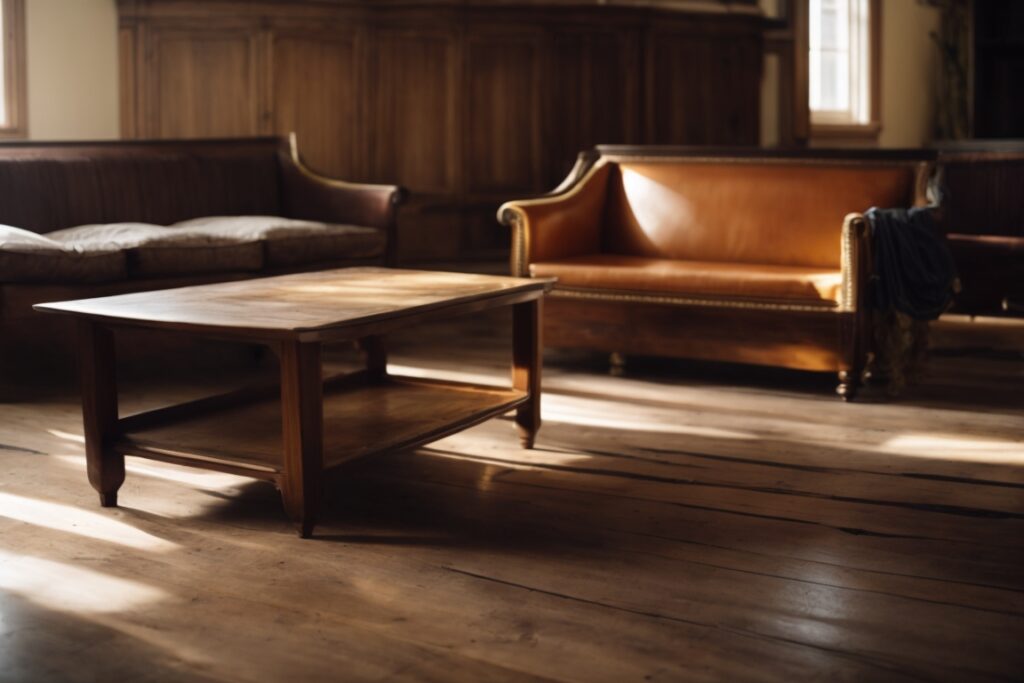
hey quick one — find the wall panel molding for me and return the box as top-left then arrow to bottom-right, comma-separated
118,0 -> 762,261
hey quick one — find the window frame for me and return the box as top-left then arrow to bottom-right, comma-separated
0,0 -> 26,139
808,0 -> 881,141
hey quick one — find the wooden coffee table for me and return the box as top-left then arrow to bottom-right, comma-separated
35,268 -> 553,537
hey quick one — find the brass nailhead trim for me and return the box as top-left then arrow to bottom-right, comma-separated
549,287 -> 842,313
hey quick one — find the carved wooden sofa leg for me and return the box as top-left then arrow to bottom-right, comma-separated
836,370 -> 861,401
609,351 -> 626,377
836,346 -> 870,402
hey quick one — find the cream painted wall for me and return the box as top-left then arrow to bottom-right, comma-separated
879,0 -> 941,147
25,0 -> 119,140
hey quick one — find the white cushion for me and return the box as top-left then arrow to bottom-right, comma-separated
49,222 -> 264,277
0,224 -> 125,283
0,225 -> 64,251
48,222 -> 173,250
173,216 -> 386,267
2,215 -> 385,283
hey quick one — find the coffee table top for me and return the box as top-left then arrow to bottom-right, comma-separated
35,267 -> 553,342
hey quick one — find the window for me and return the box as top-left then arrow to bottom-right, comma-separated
0,0 -> 25,138
808,0 -> 879,137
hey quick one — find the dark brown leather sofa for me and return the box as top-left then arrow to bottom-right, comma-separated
0,135 -> 403,367
499,146 -> 934,400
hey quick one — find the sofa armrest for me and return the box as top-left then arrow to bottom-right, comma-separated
498,163 -> 611,277
840,212 -> 871,313
279,134 -> 406,265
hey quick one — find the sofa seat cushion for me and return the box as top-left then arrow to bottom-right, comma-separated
173,216 -> 386,267
47,222 -> 265,277
0,224 -> 125,283
530,254 -> 843,305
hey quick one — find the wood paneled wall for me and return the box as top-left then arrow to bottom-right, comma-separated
118,0 -> 763,262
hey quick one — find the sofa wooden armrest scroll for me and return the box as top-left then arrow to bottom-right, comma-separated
280,134 -> 407,265
499,146 -> 933,400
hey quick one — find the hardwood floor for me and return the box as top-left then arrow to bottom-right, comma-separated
0,311 -> 1021,682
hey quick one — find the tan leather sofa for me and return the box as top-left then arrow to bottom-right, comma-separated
499,147 -> 933,400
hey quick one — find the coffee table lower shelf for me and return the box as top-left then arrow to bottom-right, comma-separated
115,374 -> 528,481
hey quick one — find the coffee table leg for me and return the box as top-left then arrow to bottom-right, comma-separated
360,335 -> 387,379
279,340 -> 324,538
512,299 -> 542,449
78,320 -> 124,507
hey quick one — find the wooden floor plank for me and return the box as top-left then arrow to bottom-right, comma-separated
338,452 -> 1024,614
0,312 -> 1021,682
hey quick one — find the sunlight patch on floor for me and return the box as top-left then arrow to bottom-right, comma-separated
47,428 -> 85,444
881,433 -> 1024,464
388,363 -> 505,387
52,455 -> 253,491
0,549 -> 167,613
50,455 -> 261,521
124,460 -> 253,490
426,429 -> 595,470
0,492 -> 177,552
542,393 -> 756,440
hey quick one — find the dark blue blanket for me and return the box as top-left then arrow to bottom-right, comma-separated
866,207 -> 958,321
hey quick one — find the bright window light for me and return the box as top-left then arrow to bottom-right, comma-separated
809,0 -> 871,124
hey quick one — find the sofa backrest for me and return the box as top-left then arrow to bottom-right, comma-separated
0,138 -> 284,234
601,154 -> 927,269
